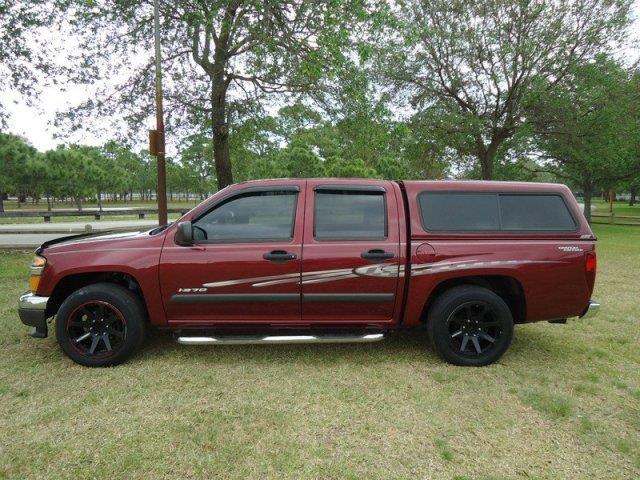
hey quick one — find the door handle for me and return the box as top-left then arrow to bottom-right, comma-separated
361,249 -> 395,261
263,250 -> 297,262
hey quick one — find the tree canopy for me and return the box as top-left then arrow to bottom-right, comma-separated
58,0 -> 367,188
530,56 -> 640,220
381,0 -> 632,179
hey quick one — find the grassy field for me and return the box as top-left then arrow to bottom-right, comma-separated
0,224 -> 638,479
591,198 -> 640,217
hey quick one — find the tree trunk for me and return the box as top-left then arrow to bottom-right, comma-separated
46,195 -> 52,212
480,156 -> 493,180
0,192 -> 4,213
75,197 -> 83,211
629,188 -> 636,206
608,188 -> 614,213
583,183 -> 593,224
477,139 -> 499,180
211,80 -> 233,189
97,192 -> 103,211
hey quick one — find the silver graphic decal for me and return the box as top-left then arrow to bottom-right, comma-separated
202,259 -> 552,289
203,268 -> 366,288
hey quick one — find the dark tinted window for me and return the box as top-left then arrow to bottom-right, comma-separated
315,190 -> 386,240
419,193 -> 499,231
499,194 -> 576,231
419,191 -> 577,232
193,191 -> 297,242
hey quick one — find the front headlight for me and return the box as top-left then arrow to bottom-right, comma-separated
29,255 -> 46,293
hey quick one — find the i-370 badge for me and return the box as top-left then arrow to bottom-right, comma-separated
178,287 -> 207,293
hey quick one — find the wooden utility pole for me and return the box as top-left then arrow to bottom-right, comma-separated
153,0 -> 168,225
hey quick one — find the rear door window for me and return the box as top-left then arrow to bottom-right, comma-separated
314,189 -> 387,240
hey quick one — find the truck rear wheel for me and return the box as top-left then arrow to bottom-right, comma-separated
55,283 -> 146,367
427,285 -> 513,366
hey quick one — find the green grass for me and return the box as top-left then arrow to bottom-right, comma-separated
0,224 -> 639,479
591,199 -> 640,217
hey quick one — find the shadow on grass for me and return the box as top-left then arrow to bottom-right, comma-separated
138,327 -> 437,367
16,320 -> 576,371
132,322 -> 571,369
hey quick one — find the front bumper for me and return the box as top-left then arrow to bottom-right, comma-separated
579,300 -> 600,319
18,292 -> 49,338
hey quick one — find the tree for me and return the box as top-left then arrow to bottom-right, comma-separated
166,160 -> 188,201
44,146 -> 96,210
277,141 -> 325,178
383,0 -> 632,179
530,57 -> 640,222
61,0 -> 365,189
0,1 -> 59,128
136,151 -> 158,201
179,134 -> 216,198
70,145 -> 118,209
229,116 -> 279,181
323,156 -> 381,178
101,142 -> 145,203
621,176 -> 640,206
0,133 -> 37,212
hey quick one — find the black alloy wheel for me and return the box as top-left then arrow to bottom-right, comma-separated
66,301 -> 127,359
427,285 -> 514,366
56,283 -> 146,367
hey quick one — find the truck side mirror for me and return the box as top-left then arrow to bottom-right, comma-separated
175,221 -> 193,246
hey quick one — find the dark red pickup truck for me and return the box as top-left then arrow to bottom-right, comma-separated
18,179 -> 599,367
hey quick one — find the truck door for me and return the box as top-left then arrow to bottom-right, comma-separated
300,180 -> 403,325
159,182 -> 305,326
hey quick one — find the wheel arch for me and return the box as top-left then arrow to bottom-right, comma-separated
45,271 -> 149,320
420,275 -> 526,325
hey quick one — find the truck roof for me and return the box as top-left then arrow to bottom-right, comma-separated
401,180 -> 571,193
234,178 -> 572,194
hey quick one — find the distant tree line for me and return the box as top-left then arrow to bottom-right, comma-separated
1,0 -> 640,221
2,54 -> 639,219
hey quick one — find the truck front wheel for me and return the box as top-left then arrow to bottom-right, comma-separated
427,285 -> 514,366
55,283 -> 146,367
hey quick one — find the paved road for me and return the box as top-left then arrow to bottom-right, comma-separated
0,220 -> 158,233
0,220 -> 157,248
0,233 -> 69,249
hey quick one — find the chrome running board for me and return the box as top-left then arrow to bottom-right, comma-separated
177,333 -> 385,345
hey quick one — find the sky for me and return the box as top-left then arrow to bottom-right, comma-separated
3,1 -> 640,155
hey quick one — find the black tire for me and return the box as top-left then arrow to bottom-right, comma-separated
427,285 -> 514,366
55,283 -> 146,367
